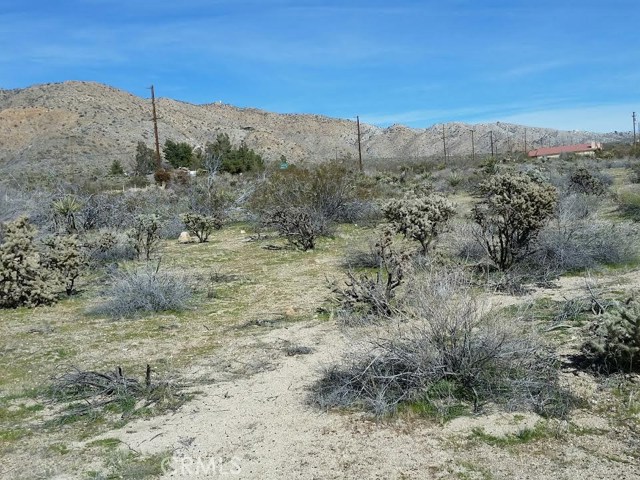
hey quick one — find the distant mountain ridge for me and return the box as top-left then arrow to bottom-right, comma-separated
0,81 -> 630,180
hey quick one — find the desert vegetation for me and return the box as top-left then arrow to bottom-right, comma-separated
1,140 -> 640,479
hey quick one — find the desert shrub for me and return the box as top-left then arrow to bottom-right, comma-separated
251,162 -> 359,249
472,172 -> 557,271
383,193 -> 456,254
154,169 -> 171,186
617,186 -> 640,221
51,194 -> 83,234
0,217 -> 58,308
180,212 -> 221,243
582,298 -> 640,372
128,214 -> 162,261
313,267 -> 569,417
334,229 -> 408,323
185,180 -> 234,223
85,230 -> 136,264
264,208 -> 327,251
535,220 -> 639,273
93,265 -> 191,318
40,234 -> 86,296
567,167 -> 606,196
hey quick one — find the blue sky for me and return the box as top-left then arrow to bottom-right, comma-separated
1,0 -> 638,132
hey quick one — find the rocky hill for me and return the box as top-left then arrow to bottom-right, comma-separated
0,81 -> 631,181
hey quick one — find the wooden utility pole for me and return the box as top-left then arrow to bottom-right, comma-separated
356,116 -> 363,172
470,129 -> 475,162
524,128 -> 527,155
490,131 -> 494,158
633,112 -> 637,145
150,85 -> 161,169
442,123 -> 447,162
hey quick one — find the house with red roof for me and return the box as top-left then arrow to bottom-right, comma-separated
528,141 -> 602,159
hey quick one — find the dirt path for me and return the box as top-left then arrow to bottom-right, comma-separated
101,311 -> 640,480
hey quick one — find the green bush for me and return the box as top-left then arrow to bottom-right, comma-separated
383,193 -> 456,254
583,298 -> 640,372
0,217 -> 58,308
472,172 -> 557,271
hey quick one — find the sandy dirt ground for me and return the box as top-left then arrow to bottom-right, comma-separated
97,302 -> 640,480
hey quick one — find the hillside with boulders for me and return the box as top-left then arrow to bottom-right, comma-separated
0,81 -> 631,181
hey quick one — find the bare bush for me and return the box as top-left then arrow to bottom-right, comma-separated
93,264 -> 191,318
313,267 -> 570,417
264,208 -> 329,251
333,229 -> 408,323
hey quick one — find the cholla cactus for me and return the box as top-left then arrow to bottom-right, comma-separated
568,167 -> 606,196
472,172 -> 557,270
41,234 -> 86,296
180,212 -> 221,243
583,298 -> 640,372
383,193 -> 456,254
128,214 -> 161,261
0,217 -> 58,308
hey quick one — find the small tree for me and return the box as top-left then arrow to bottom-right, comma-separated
110,159 -> 125,176
472,172 -> 557,271
0,217 -> 58,308
205,134 -> 264,174
40,235 -> 86,296
383,193 -> 456,254
181,212 -> 221,243
133,141 -> 156,176
128,214 -> 161,261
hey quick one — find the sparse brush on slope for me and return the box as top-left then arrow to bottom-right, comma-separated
313,267 -> 571,417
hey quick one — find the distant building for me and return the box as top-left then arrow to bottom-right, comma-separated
528,141 -> 602,159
